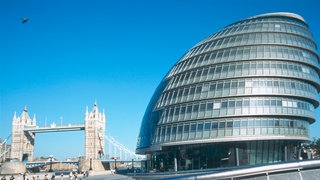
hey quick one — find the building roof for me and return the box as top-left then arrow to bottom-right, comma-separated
251,12 -> 306,23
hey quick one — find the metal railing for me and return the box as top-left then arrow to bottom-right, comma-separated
132,159 -> 320,180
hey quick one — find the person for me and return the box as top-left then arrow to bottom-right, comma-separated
69,172 -> 73,180
44,174 -> 48,180
36,176 -> 40,180
10,176 -> 14,180
1,176 -> 6,180
60,174 -> 63,180
22,173 -> 28,180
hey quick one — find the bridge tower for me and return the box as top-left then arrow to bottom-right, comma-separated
10,107 -> 36,162
84,102 -> 105,160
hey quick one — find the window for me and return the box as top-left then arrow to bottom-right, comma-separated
221,101 -> 228,108
229,100 -> 235,107
282,100 -> 288,107
227,121 -> 233,128
219,122 -> 226,128
212,122 -> 218,129
245,81 -> 252,87
231,81 -> 238,88
207,102 -> 213,110
234,121 -> 240,127
217,83 -> 223,90
236,100 -> 242,107
243,100 -> 250,106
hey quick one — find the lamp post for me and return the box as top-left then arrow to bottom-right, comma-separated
49,155 -> 53,172
89,157 -> 93,171
132,158 -> 134,170
112,157 -> 117,170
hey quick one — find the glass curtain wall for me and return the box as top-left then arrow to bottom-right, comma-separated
136,12 -> 320,172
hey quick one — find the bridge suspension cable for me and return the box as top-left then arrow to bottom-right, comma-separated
0,135 -> 11,147
0,135 -> 11,160
104,134 -> 145,161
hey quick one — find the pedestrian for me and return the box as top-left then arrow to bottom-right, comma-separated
10,175 -> 14,180
1,176 -> 6,180
44,174 -> 48,180
60,174 -> 63,180
69,172 -> 73,180
22,173 -> 28,180
36,176 -> 40,180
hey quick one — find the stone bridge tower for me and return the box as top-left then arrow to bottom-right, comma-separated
80,102 -> 106,171
84,102 -> 105,160
10,107 -> 36,162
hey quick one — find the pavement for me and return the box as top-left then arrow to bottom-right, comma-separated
3,171 -> 134,180
81,174 -> 134,180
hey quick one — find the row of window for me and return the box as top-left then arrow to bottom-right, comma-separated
158,97 -> 314,124
227,16 -> 308,32
173,45 -> 318,77
154,118 -> 309,144
166,60 -> 319,92
157,78 -> 317,108
205,21 -> 312,45
184,32 -> 316,59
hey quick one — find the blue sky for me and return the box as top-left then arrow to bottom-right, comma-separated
1,0 -> 320,160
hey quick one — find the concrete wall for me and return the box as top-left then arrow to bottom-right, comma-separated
78,159 -> 105,172
0,162 -> 26,175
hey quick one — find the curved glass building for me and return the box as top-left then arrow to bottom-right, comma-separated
136,12 -> 320,171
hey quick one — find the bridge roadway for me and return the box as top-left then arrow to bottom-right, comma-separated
23,124 -> 85,133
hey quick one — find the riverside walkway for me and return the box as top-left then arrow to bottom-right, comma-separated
1,171 -> 133,180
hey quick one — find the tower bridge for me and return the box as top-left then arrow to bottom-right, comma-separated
0,102 -> 144,173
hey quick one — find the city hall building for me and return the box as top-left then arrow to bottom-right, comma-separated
136,12 -> 320,171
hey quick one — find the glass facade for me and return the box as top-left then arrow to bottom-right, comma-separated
136,12 -> 320,171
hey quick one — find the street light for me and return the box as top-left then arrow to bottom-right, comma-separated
89,157 -> 93,171
111,157 -> 118,170
49,155 -> 53,172
132,158 -> 134,170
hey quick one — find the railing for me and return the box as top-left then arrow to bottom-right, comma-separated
26,160 -> 78,169
130,159 -> 320,180
193,159 -> 320,180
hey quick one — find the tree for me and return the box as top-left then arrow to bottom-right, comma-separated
304,138 -> 320,158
